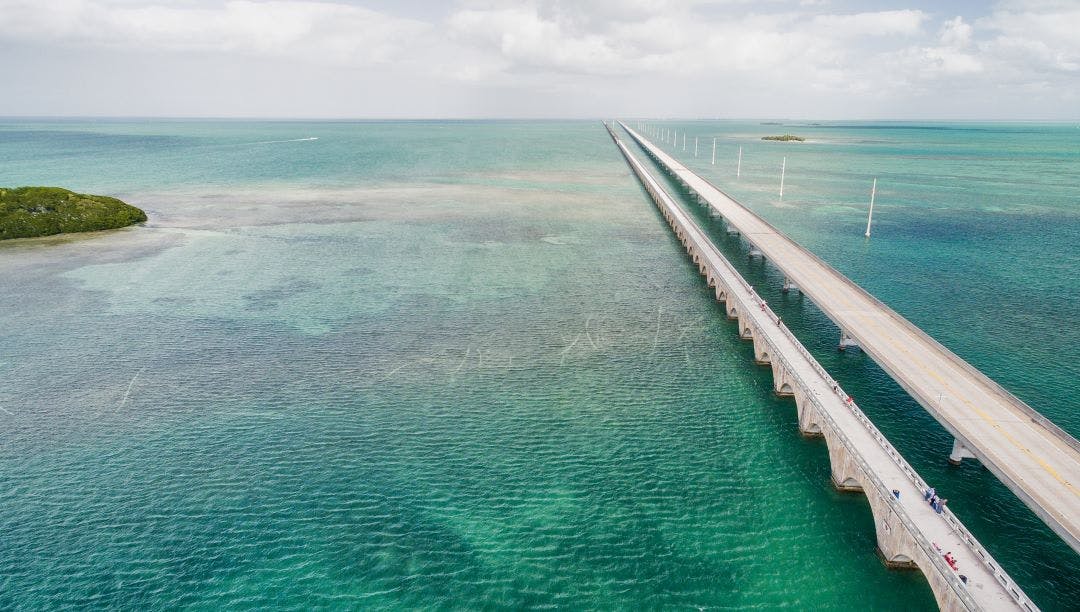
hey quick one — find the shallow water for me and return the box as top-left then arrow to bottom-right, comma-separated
0,120 -> 1076,609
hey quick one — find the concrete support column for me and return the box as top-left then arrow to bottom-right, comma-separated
824,429 -> 865,492
796,396 -> 822,437
726,301 -> 739,320
782,277 -> 799,293
866,492 -> 919,570
690,250 -> 705,275
751,333 -> 771,365
748,245 -> 763,258
770,362 -> 796,397
839,330 -> 860,351
948,438 -> 979,466
738,316 -> 754,340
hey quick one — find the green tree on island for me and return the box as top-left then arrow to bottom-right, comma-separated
0,187 -> 146,240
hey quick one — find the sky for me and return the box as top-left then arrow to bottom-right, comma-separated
1,0 -> 1078,119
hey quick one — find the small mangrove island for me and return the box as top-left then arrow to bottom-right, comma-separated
0,186 -> 146,240
762,134 -> 805,142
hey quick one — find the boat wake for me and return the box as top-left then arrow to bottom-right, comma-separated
249,137 -> 319,145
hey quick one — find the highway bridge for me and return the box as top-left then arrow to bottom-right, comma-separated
618,121 -> 1080,559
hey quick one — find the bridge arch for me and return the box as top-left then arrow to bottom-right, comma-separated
816,430 -> 958,607
768,362 -> 796,398
751,336 -> 771,365
821,427 -> 864,493
795,396 -> 823,437
783,397 -> 959,608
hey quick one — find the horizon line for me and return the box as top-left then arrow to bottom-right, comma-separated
2,115 -> 1078,124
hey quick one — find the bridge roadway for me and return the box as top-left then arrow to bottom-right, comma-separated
618,121 -> 1080,556
605,122 -> 1034,611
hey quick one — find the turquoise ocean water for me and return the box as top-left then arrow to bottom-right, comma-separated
0,120 -> 1077,609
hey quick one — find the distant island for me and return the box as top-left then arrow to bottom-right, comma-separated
0,186 -> 146,240
762,135 -> 805,142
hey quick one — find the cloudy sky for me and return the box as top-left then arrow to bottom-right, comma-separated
1,0 -> 1077,119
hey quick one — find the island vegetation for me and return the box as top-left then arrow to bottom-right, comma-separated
0,186 -> 146,240
762,135 -> 805,142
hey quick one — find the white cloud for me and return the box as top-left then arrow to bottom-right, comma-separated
896,16 -> 983,76
939,16 -> 973,48
445,5 -> 927,79
979,3 -> 1080,73
0,0 -> 1077,118
448,6 -> 636,76
0,0 -> 430,65
810,10 -> 926,38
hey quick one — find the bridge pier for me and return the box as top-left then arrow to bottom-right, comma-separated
865,490 -> 921,570
748,245 -> 763,258
769,362 -> 796,398
693,253 -> 708,276
838,330 -> 860,351
750,327 -> 771,365
823,428 -> 865,492
795,392 -> 823,438
738,316 -> 755,341
782,277 -> 799,293
948,438 -> 979,466
766,362 -> 822,437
